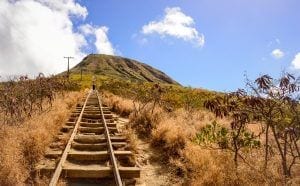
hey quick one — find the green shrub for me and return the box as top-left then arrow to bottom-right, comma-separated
194,121 -> 260,150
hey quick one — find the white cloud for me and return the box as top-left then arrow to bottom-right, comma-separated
94,27 -> 115,55
79,24 -> 115,55
271,49 -> 284,59
36,0 -> 88,18
0,0 -> 116,76
142,7 -> 204,47
291,53 -> 300,69
79,24 -> 95,35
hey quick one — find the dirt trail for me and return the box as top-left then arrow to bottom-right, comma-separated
117,117 -> 180,186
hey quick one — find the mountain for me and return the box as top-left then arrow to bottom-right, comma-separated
70,54 -> 179,85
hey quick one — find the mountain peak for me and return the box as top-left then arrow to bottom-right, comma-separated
71,54 -> 179,85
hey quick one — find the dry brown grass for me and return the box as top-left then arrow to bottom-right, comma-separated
183,143 -> 284,185
129,108 -> 162,138
152,117 -> 186,159
151,109 -> 228,159
0,91 -> 82,185
123,126 -> 139,154
152,110 -> 300,185
101,93 -> 300,185
102,92 -> 134,117
150,109 -> 292,185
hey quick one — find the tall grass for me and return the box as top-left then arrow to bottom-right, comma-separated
0,91 -> 81,185
102,91 -> 134,117
103,93 -> 299,185
0,75 -> 79,125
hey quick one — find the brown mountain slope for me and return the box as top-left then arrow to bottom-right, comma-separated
71,54 -> 179,85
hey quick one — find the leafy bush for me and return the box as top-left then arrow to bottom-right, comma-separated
195,121 -> 260,150
195,121 -> 229,148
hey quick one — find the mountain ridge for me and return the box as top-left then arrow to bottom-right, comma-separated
70,54 -> 179,85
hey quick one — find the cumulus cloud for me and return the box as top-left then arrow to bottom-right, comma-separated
36,0 -> 88,18
79,24 -> 95,35
94,27 -> 115,55
79,24 -> 115,55
291,53 -> 300,69
142,7 -> 205,47
271,49 -> 284,59
0,0 -> 115,76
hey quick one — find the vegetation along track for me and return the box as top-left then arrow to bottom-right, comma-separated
36,90 -> 140,185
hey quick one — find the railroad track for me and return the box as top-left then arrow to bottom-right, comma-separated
36,90 -> 140,185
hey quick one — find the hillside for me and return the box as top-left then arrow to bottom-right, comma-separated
71,54 -> 179,85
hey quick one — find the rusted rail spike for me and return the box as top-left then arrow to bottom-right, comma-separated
49,91 -> 92,186
96,91 -> 123,186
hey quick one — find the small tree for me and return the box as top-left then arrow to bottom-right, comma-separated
204,73 -> 300,178
131,83 -> 163,116
204,91 -> 261,167
246,73 -> 300,178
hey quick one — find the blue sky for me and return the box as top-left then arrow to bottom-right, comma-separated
0,0 -> 299,91
77,0 -> 300,91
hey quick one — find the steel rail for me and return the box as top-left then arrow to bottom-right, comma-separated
96,90 -> 123,186
49,90 -> 92,186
